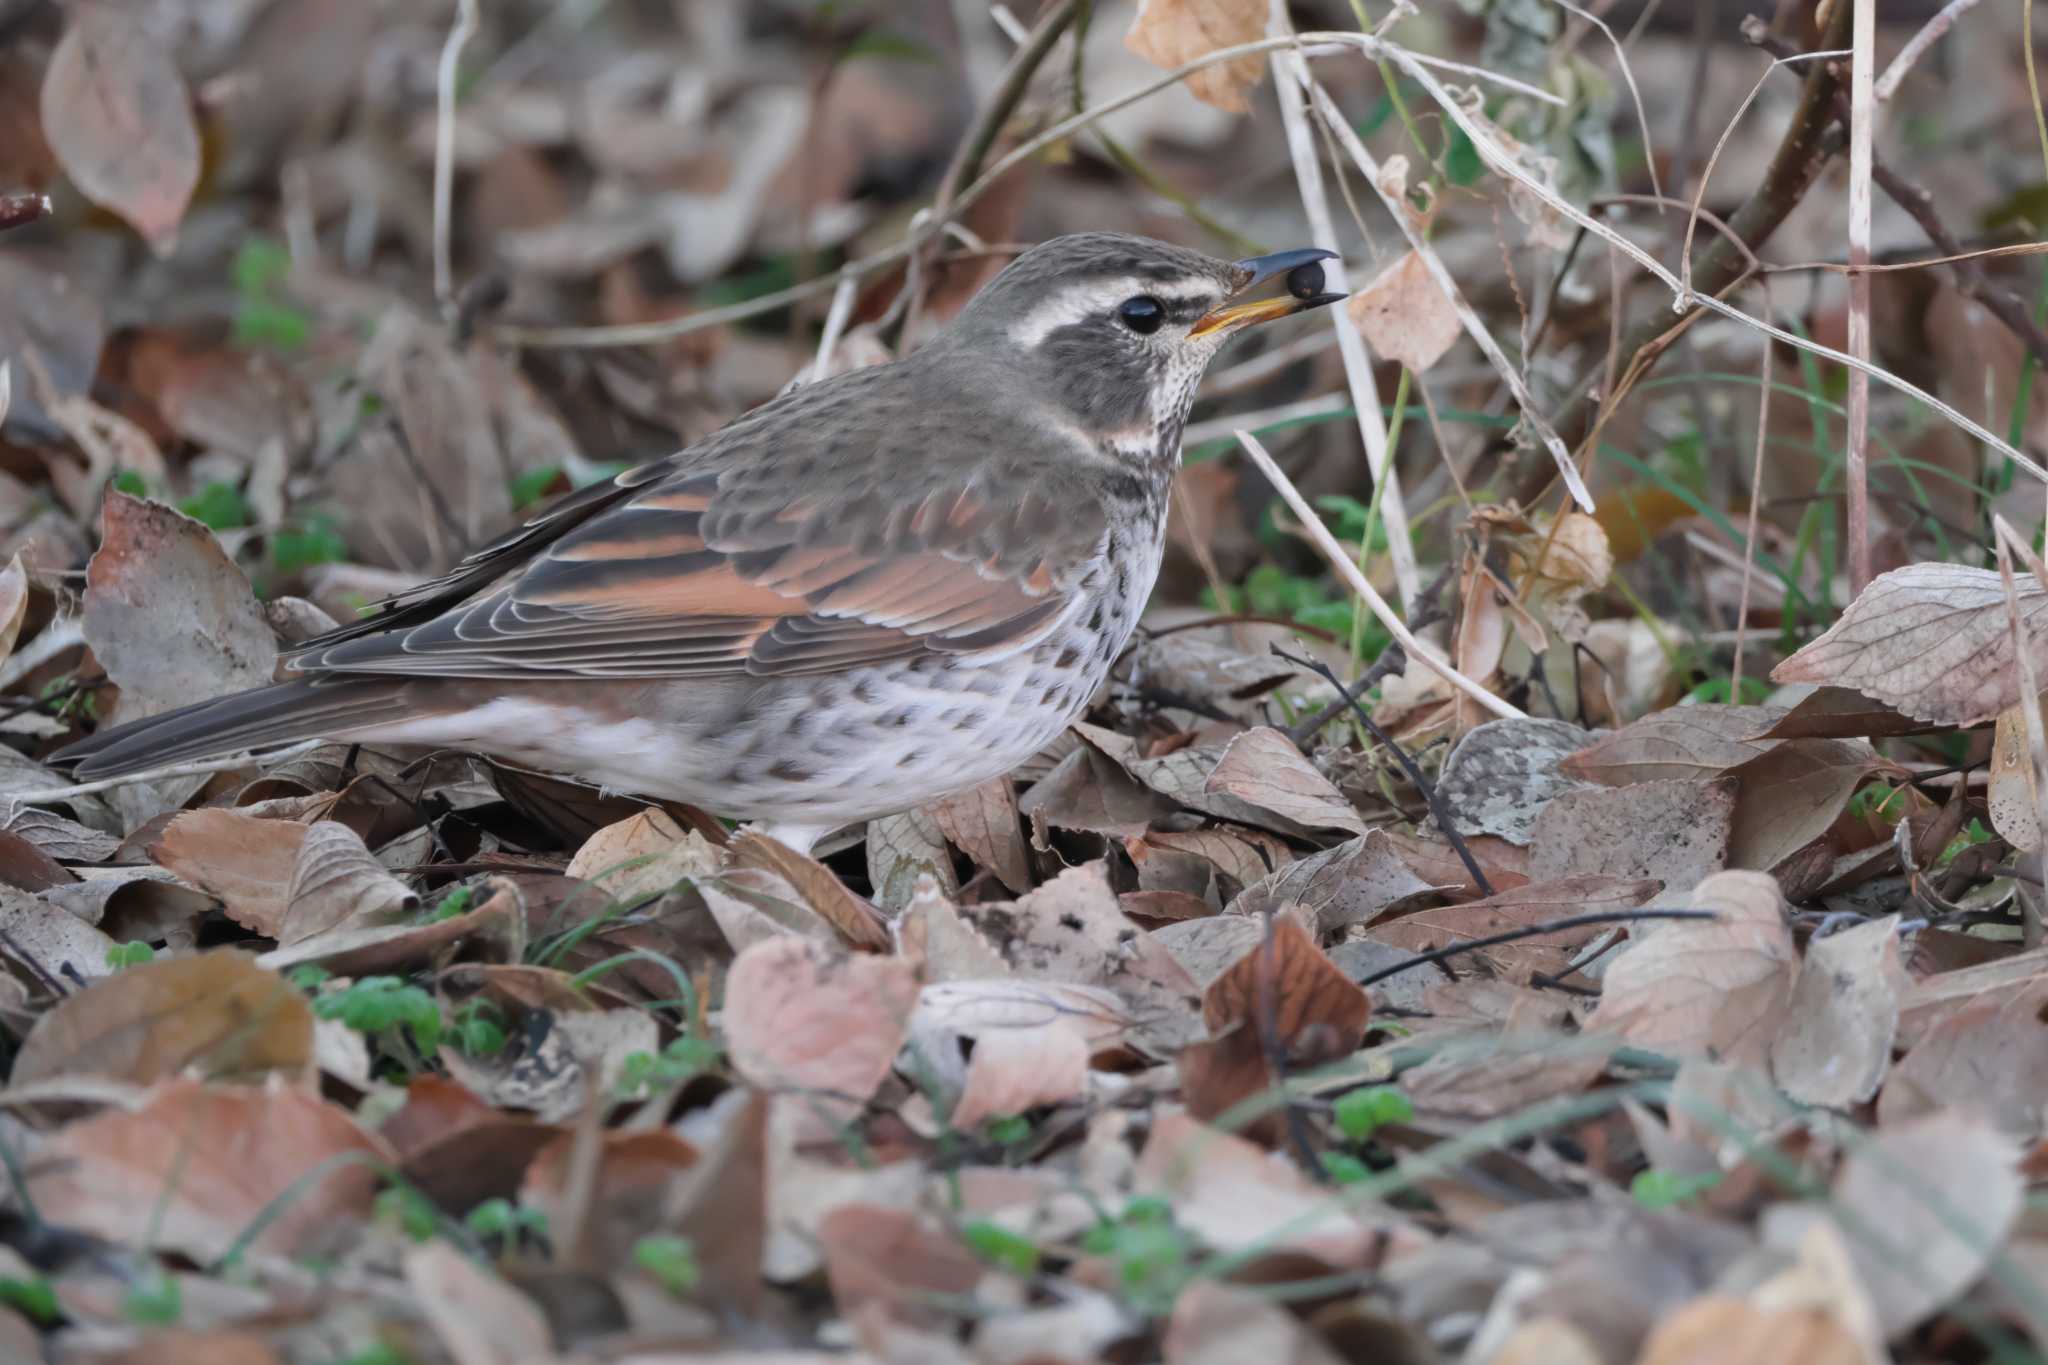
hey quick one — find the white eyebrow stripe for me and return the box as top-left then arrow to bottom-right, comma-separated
1007,278 -> 1221,347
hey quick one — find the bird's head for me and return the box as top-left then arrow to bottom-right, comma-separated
944,231 -> 1345,461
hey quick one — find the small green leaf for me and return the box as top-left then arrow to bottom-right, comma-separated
1445,126 -> 1485,187
984,1114 -> 1031,1145
123,1267 -> 181,1325
632,1234 -> 700,1296
509,466 -> 565,508
1333,1084 -> 1413,1139
272,516 -> 350,575
844,27 -> 937,62
1320,1150 -> 1372,1184
0,1274 -> 60,1325
961,1219 -> 1039,1275
104,941 -> 156,969
374,1185 -> 438,1242
233,298 -> 312,352
289,964 -> 332,991
1630,1168 -> 1722,1210
426,885 -> 474,922
232,238 -> 292,296
110,468 -> 148,497
178,480 -> 250,531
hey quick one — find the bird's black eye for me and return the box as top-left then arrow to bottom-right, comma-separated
1117,295 -> 1165,334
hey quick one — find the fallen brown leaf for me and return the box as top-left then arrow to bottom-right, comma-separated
1877,976 -> 2048,1139
1438,715 -> 1597,845
404,1241 -> 553,1365
563,806 -> 720,907
1528,778 -> 1734,892
928,777 -> 1030,892
1633,1297 -> 1869,1365
38,7 -> 200,251
82,491 -> 277,725
722,937 -> 917,1121
1829,1111 -> 2024,1338
729,830 -> 890,950
1561,705 -> 1783,785
11,950 -> 311,1088
1724,739 -> 1895,873
1770,916 -> 1905,1109
1366,874 -> 1661,982
148,810 -> 308,935
1772,562 -> 2048,726
1230,830 -> 1441,933
1585,871 -> 1796,1065
1347,250 -> 1462,372
27,1078 -> 389,1262
279,819 -> 418,942
1123,0 -> 1267,113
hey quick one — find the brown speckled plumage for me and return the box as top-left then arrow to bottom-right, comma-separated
55,234 -> 1341,852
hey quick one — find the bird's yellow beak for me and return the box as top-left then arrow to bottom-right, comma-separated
1189,247 -> 1345,338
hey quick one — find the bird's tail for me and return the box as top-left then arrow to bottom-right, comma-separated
50,677 -> 415,779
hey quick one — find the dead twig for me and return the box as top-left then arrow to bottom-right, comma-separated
1507,0 -> 1855,507
1269,13 -> 1421,611
1746,22 -> 2048,373
1844,0 -> 1875,592
1236,430 -> 1524,721
1274,645 -> 1495,899
1876,0 -> 1983,99
1351,909 -> 1718,989
432,0 -> 480,310
1284,565 -> 1456,747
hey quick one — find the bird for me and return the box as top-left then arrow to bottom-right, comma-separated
54,233 -> 1345,855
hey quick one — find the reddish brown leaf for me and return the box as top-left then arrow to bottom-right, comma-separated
722,937 -> 917,1120
27,1079 -> 389,1262
148,809 -> 308,934
928,777 -> 1030,892
728,831 -> 890,951
1124,0 -> 1267,113
83,492 -> 276,724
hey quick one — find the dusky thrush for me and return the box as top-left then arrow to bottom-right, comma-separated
56,233 -> 1344,853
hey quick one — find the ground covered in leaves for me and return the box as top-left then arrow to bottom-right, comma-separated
0,0 -> 2047,1363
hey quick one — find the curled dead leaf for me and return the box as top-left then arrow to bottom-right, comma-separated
279,820 -> 418,943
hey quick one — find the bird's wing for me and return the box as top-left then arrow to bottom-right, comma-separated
286,368 -> 1109,682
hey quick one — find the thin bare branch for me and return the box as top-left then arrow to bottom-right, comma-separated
1731,278 -> 1776,693
1235,430 -> 1524,721
1845,0 -> 1875,593
1875,0 -> 1984,101
1306,80 -> 1592,512
1268,6 -> 1419,612
1992,515 -> 2048,949
1388,40 -> 2048,487
432,0 -> 479,309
